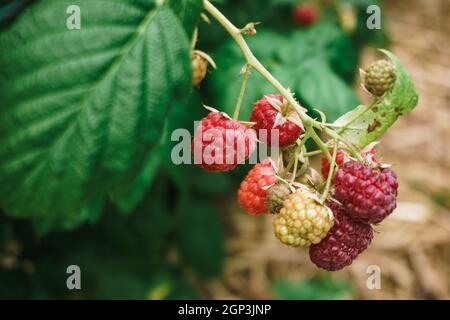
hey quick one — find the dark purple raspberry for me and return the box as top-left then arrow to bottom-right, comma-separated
332,160 -> 398,224
309,201 -> 373,271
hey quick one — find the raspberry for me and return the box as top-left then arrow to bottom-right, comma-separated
267,182 -> 292,214
309,201 -> 374,271
191,51 -> 208,86
273,188 -> 334,247
321,150 -> 346,179
363,60 -> 396,96
238,160 -> 278,215
292,4 -> 319,27
192,112 -> 256,172
250,94 -> 303,147
333,160 -> 398,224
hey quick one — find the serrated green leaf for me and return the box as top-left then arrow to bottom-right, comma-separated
0,1 -> 191,223
334,50 -> 419,148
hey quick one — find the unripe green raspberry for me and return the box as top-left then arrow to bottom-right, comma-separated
267,183 -> 292,214
273,189 -> 334,247
364,60 -> 396,96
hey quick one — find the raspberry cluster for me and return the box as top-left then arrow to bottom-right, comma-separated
309,158 -> 398,270
192,85 -> 400,272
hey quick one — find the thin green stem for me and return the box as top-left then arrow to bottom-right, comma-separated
308,125 -> 332,162
233,64 -> 251,120
320,141 -> 338,203
303,150 -> 322,157
203,0 -> 317,128
324,127 -> 363,161
190,28 -> 198,51
284,133 -> 310,174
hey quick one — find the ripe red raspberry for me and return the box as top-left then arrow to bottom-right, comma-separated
292,4 -> 319,27
238,160 -> 278,215
321,150 -> 346,179
250,94 -> 303,147
309,201 -> 374,271
333,161 -> 398,224
192,112 -> 256,172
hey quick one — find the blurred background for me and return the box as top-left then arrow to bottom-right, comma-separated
0,0 -> 449,299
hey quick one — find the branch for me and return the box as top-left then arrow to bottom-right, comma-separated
203,0 -> 315,127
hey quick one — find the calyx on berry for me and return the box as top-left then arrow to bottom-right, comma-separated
191,50 -> 216,87
250,94 -> 305,147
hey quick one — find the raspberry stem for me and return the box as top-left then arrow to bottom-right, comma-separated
233,64 -> 251,120
303,150 -> 322,157
284,132 -> 310,174
190,27 -> 198,51
320,141 -> 337,203
323,127 -> 363,161
203,0 -> 362,163
203,0 -> 314,127
307,125 -> 332,162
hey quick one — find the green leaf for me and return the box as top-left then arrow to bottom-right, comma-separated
0,1 -> 191,223
167,0 -> 203,37
334,50 -> 419,148
32,194 -> 106,235
115,148 -> 162,215
272,277 -> 354,300
176,198 -> 225,279
296,59 -> 360,121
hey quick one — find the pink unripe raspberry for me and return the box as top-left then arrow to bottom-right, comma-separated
192,112 -> 256,172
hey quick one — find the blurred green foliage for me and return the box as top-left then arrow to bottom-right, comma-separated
272,276 -> 354,300
0,0 -> 386,298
